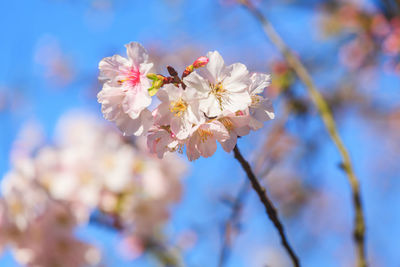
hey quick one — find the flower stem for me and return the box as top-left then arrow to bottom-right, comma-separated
233,145 -> 300,267
238,1 -> 367,266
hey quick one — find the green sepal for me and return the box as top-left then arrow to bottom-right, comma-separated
148,86 -> 159,97
146,73 -> 158,81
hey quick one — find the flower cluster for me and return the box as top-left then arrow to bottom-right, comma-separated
0,113 -> 187,266
321,3 -> 400,73
98,42 -> 274,161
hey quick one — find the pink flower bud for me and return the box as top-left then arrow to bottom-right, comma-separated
193,56 -> 209,68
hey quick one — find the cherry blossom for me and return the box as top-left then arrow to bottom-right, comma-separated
97,42 -> 275,161
154,83 -> 204,139
98,42 -> 154,136
0,113 -> 187,265
186,120 -> 230,161
183,51 -> 252,117
218,111 -> 251,152
147,126 -> 180,158
247,73 -> 275,130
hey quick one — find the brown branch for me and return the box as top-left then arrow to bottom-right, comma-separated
233,145 -> 300,267
219,114 -> 289,267
218,160 -> 277,267
238,1 -> 367,266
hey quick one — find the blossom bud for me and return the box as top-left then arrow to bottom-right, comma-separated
182,65 -> 194,78
148,77 -> 165,96
153,79 -> 163,88
167,66 -> 179,77
163,76 -> 174,84
148,86 -> 159,96
193,56 -> 209,68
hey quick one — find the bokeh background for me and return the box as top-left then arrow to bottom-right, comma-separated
1,0 -> 400,266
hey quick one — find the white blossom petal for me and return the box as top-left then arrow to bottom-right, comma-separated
126,42 -> 149,65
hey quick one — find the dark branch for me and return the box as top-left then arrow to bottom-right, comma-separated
233,145 -> 300,267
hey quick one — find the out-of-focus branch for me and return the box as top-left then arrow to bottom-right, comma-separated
218,161 -> 276,267
218,179 -> 249,267
233,145 -> 300,267
238,1 -> 367,266
90,213 -> 182,267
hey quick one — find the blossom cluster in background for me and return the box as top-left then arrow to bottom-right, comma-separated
0,113 -> 187,267
97,42 -> 275,161
320,2 -> 400,73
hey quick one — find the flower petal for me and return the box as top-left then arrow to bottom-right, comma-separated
223,63 -> 249,90
97,84 -> 124,121
206,51 -> 225,83
115,109 -> 153,136
122,86 -> 152,119
183,72 -> 210,95
125,42 -> 149,65
98,55 -> 129,82
249,73 -> 271,95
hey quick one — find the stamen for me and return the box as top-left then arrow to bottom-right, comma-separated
219,117 -> 234,131
210,82 -> 226,109
119,67 -> 141,86
169,99 -> 188,117
251,95 -> 262,107
198,128 -> 213,142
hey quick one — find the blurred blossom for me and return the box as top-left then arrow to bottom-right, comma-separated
268,60 -> 295,97
84,0 -> 114,32
320,2 -> 400,74
337,4 -> 363,31
9,121 -> 44,165
264,126 -> 296,163
371,14 -> 390,37
118,236 -> 145,260
0,111 -> 187,265
0,86 -> 29,113
0,90 -> 7,112
0,173 -> 100,267
382,28 -> 400,55
34,35 -> 75,87
339,36 -> 374,70
367,109 -> 400,182
1,163 -> 47,231
218,0 -> 261,7
176,230 -> 197,251
91,0 -> 112,10
266,169 -> 309,217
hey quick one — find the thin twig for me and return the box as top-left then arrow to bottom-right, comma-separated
239,1 -> 367,266
218,179 -> 249,267
233,145 -> 300,267
218,160 -> 277,267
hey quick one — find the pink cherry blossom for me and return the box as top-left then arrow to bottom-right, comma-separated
1,113 -> 188,264
186,120 -> 230,161
147,127 -> 180,158
218,111 -> 251,152
154,84 -> 204,139
96,42 -> 275,161
98,42 -> 154,136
